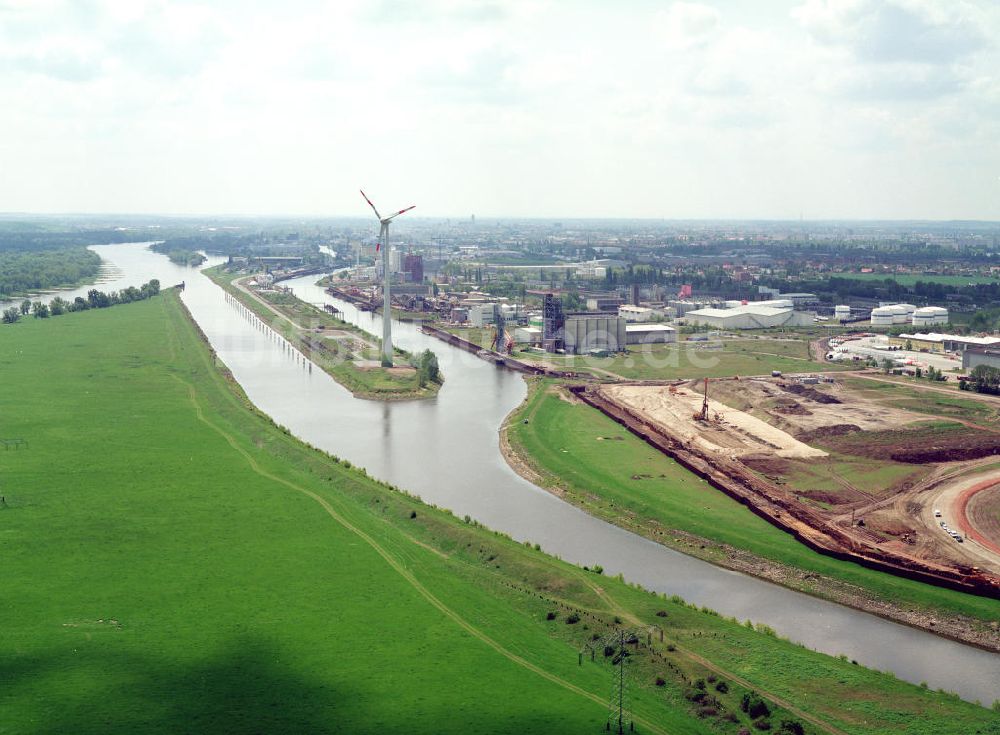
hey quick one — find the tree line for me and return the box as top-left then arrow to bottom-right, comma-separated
2,280 -> 161,324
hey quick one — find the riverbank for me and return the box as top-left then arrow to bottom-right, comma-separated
8,290 -> 998,730
205,265 -> 442,401
501,379 -> 1000,654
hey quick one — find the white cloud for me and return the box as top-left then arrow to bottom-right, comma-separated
793,0 -> 988,63
0,0 -> 998,219
656,2 -> 721,49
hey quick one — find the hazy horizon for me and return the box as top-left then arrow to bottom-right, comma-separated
2,0 -> 999,220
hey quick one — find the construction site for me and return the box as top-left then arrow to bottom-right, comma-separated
570,374 -> 1000,598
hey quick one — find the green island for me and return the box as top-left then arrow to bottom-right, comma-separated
0,245 -> 103,298
2,286 -> 999,733
504,379 -> 1000,643
205,265 -> 442,401
149,241 -> 207,267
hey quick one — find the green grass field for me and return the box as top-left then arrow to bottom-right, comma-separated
549,344 -> 849,381
829,273 -> 999,287
3,292 -> 1000,733
439,326 -> 845,381
507,381 -> 1000,629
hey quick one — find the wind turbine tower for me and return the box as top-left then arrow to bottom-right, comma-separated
360,190 -> 415,366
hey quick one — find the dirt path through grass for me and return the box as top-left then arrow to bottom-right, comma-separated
171,370 -> 673,735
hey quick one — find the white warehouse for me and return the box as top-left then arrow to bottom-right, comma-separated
625,324 -> 677,345
684,304 -> 815,330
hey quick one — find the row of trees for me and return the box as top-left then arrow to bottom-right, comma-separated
2,280 -> 161,324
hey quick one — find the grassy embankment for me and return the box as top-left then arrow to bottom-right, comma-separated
2,294 -> 999,732
206,266 -> 441,401
442,327 -> 850,380
506,380 -> 1000,635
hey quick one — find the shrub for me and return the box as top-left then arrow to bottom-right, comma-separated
778,720 -> 805,735
566,612 -> 580,625
666,644 -> 676,652
546,611 -> 557,621
696,706 -> 718,718
654,677 -> 666,687
409,510 -> 417,519
741,692 -> 770,720
714,681 -> 729,694
694,679 -> 706,690
753,718 -> 772,731
655,610 -> 668,617
683,688 -> 706,703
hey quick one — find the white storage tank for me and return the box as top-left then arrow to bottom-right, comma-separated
870,306 -> 895,326
834,305 -> 851,321
911,306 -> 949,327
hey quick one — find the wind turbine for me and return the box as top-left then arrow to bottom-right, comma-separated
360,189 -> 415,366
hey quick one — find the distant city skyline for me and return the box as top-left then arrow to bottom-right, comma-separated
1,0 -> 998,220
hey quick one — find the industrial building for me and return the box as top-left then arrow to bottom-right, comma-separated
543,294 -> 566,352
584,294 -> 624,312
889,332 -> 1000,354
684,304 -> 815,330
618,304 -> 656,322
625,324 -> 676,345
669,299 -> 722,317
963,347 -> 1000,371
757,287 -> 819,307
513,326 -> 542,345
468,303 -> 525,328
541,294 -> 628,353
562,315 -> 627,354
403,254 -> 424,283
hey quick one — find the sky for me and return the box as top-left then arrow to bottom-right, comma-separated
1,0 -> 998,220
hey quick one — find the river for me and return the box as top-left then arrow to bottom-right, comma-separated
34,243 -> 1000,705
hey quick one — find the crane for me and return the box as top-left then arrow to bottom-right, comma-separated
693,377 -> 709,422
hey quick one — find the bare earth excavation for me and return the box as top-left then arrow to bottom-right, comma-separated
574,375 -> 1000,599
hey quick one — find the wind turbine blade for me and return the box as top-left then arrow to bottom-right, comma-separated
360,189 -> 382,220
384,205 -> 416,221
